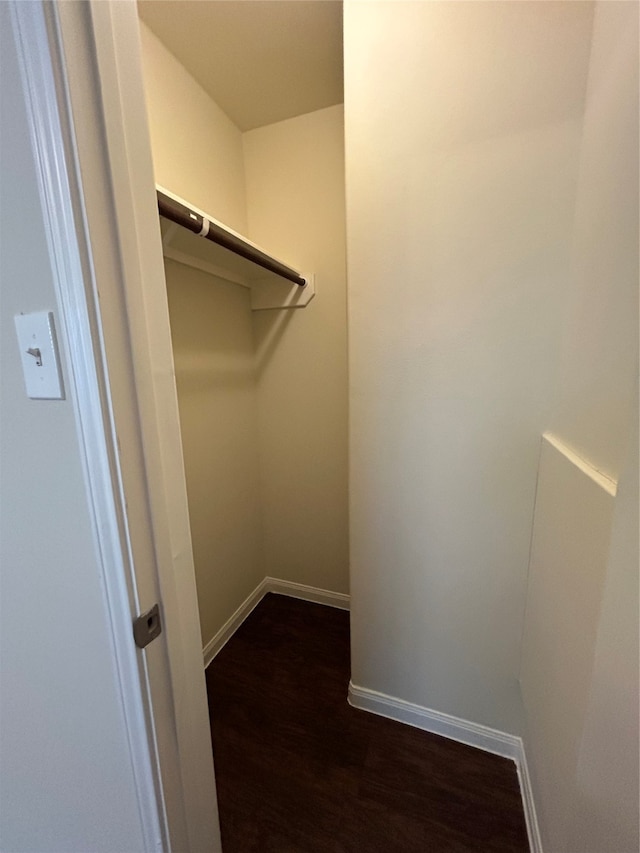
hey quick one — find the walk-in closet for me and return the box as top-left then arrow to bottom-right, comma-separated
6,0 -> 634,848
132,3 -> 638,851
137,1 -> 349,661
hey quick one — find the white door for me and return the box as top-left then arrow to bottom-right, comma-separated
9,1 -> 222,850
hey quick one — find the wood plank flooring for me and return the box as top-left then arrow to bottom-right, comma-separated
206,593 -> 529,852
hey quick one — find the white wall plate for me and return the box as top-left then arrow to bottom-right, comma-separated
14,311 -> 65,399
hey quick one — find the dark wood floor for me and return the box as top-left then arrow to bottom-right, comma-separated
206,594 -> 529,852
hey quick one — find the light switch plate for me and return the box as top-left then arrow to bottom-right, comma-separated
14,311 -> 65,400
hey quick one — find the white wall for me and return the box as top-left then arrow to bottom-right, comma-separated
344,0 -> 594,733
520,438 -> 617,851
244,105 -> 349,594
139,22 -> 262,647
520,3 -> 639,850
523,423 -> 639,853
549,1 -> 638,482
568,406 -> 638,852
0,10 -> 146,850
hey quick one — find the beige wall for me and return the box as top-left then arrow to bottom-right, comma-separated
139,21 -> 247,233
165,260 -> 262,647
344,0 -> 593,733
244,105 -> 349,594
520,3 -> 639,851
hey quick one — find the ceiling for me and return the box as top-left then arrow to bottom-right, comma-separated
137,1 -> 344,132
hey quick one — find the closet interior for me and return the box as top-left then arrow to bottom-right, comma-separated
136,2 -> 349,660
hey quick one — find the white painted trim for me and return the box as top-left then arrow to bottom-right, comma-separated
73,2 -> 222,849
348,682 -> 520,759
9,4 -> 165,850
515,741 -> 544,853
203,577 -> 350,667
203,578 -> 270,667
348,682 -> 542,852
265,577 -> 350,610
542,432 -> 617,496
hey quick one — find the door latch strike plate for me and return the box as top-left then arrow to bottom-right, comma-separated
133,603 -> 162,649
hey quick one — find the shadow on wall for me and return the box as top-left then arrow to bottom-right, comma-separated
253,303 -> 297,379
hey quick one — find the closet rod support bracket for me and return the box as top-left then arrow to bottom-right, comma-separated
251,273 -> 316,311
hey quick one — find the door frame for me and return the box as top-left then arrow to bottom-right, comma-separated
9,1 -> 221,850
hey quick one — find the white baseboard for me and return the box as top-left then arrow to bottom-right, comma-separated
348,682 -> 520,758
264,577 -> 350,610
202,577 -> 269,668
348,682 -> 542,853
515,740 -> 543,853
202,577 -> 349,668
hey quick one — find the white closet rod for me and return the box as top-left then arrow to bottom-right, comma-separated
156,190 -> 306,287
